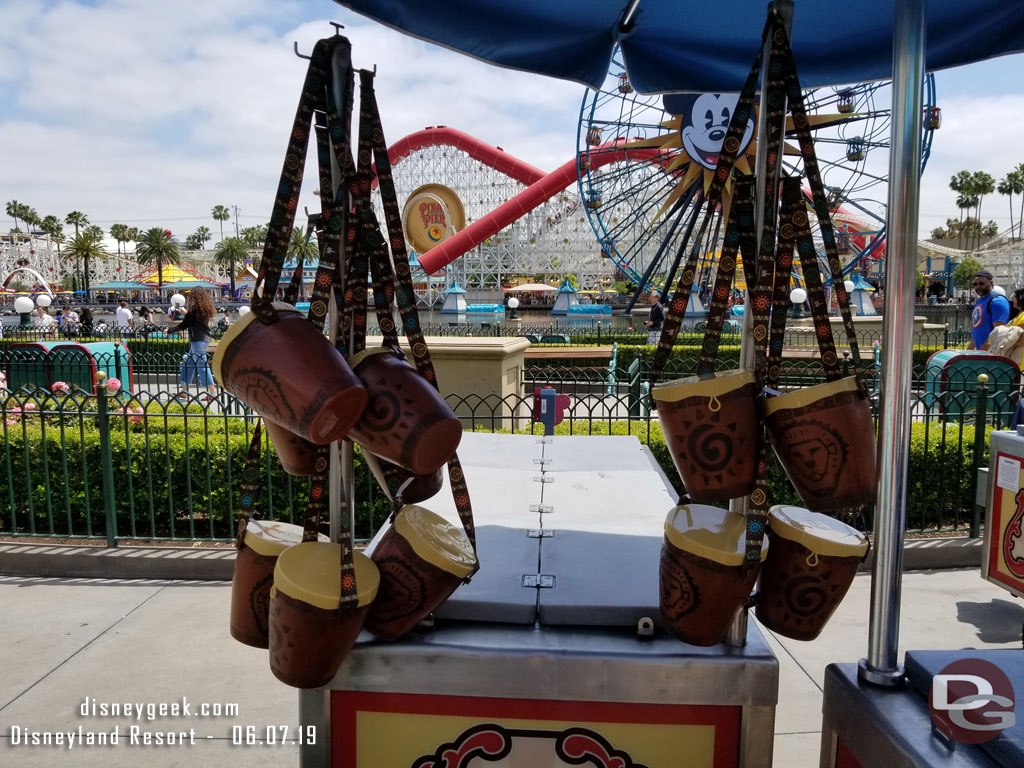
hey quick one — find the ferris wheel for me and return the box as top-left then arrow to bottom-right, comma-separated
576,50 -> 938,301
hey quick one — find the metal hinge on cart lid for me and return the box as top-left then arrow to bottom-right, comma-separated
522,574 -> 555,588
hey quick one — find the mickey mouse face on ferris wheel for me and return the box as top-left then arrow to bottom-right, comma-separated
663,93 -> 756,172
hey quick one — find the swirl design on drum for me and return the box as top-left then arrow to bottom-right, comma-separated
361,391 -> 402,434
249,574 -> 274,638
659,554 -> 699,622
685,422 -> 734,474
784,573 -> 830,617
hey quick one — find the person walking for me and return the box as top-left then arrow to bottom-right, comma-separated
114,301 -> 134,333
167,291 -> 217,401
645,291 -> 666,345
968,270 -> 1010,350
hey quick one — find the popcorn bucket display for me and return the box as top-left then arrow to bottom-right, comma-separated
755,505 -> 869,640
362,449 -> 445,505
652,371 -> 761,501
213,302 -> 368,445
365,505 -> 477,641
264,420 -> 318,476
229,520 -> 326,648
763,377 -> 876,511
268,543 -> 379,689
660,503 -> 768,646
347,348 -> 462,475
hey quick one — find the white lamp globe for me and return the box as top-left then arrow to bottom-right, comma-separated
237,306 -> 251,317
171,293 -> 186,306
507,297 -> 520,310
844,280 -> 855,294
789,288 -> 808,305
36,294 -> 52,308
14,296 -> 34,314
993,286 -> 1006,296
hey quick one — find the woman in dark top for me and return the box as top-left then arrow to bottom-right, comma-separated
168,291 -> 217,400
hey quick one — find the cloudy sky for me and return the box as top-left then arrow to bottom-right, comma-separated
2,0 -> 1023,244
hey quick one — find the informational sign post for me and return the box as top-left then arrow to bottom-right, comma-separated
983,430 -> 1024,599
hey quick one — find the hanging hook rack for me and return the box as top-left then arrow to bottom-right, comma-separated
329,22 -> 345,36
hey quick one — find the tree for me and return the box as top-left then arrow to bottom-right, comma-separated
5,200 -> 26,233
195,226 -> 211,248
952,257 -> 983,292
65,211 -> 89,238
136,227 -> 182,291
21,206 -> 39,231
85,224 -> 106,242
970,171 -> 995,250
39,215 -> 64,256
949,171 -> 973,249
287,226 -> 318,263
998,171 -> 1023,241
240,224 -> 267,248
110,223 -> 130,258
211,205 -> 231,245
66,229 -> 109,295
213,237 -> 248,298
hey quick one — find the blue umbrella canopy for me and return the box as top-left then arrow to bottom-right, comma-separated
336,0 -> 1024,92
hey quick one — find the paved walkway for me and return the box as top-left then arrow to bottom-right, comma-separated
0,569 -> 1020,767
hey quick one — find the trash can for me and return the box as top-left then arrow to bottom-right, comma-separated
924,350 -> 1019,423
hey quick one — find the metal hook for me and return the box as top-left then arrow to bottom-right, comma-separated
329,22 -> 345,36
293,41 -> 311,60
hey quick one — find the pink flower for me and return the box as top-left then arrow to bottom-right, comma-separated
106,378 -> 122,392
4,418 -> 18,427
129,406 -> 144,425
23,402 -> 37,411
51,381 -> 69,392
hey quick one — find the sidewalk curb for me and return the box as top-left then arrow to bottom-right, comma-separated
0,535 -> 985,581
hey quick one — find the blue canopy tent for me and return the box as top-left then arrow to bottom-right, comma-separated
337,0 -> 1024,709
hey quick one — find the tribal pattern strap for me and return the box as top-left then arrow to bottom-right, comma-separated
357,71 -> 477,559
234,422 -> 263,546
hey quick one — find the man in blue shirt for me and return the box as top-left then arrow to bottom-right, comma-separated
969,270 -> 1010,349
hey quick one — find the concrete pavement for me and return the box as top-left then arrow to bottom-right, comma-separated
0,569 -> 1020,767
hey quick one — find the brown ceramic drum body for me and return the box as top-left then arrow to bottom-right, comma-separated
347,348 -> 462,475
764,377 -> 876,511
365,505 -> 476,641
265,420 -> 318,476
362,450 -> 444,505
268,544 -> 379,689
755,505 -> 869,640
659,504 -> 768,646
653,371 -> 760,501
229,520 -> 324,648
213,302 -> 368,445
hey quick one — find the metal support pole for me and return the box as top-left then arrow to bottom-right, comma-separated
970,374 -> 989,539
725,0 -> 793,649
859,0 -> 926,688
95,372 -> 118,548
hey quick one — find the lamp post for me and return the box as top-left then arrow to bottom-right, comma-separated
789,287 -> 807,319
14,296 -> 34,329
507,296 -> 519,320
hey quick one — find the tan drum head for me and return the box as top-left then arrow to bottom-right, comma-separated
243,520 -> 324,558
768,505 -> 869,558
393,505 -> 476,578
274,544 -> 380,609
664,503 -> 768,566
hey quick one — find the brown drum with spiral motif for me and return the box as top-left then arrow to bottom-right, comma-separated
763,376 -> 876,512
660,504 -> 768,647
362,449 -> 444,505
652,371 -> 760,501
213,301 -> 368,445
347,348 -> 462,475
755,505 -> 869,640
229,521 -> 326,648
265,420 -> 318,476
268,544 -> 379,689
365,505 -> 476,641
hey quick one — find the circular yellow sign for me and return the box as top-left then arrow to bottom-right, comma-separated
402,184 -> 466,255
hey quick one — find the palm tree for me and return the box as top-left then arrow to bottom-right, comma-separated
195,225 -> 212,249
110,223 -> 129,258
211,205 -> 231,245
67,229 -> 108,296
85,224 -> 106,242
288,226 -> 318,262
949,171 -> 972,250
21,206 -> 40,232
135,227 -> 182,292
65,211 -> 89,238
971,171 -> 995,249
998,172 -> 1023,242
213,237 -> 248,298
5,200 -> 25,232
1015,163 -> 1024,241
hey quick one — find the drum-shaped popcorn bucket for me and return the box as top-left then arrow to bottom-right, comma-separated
268,544 -> 379,689
365,505 -> 477,641
763,376 -> 876,512
362,449 -> 445,505
660,503 -> 768,647
265,420 -> 320,476
213,302 -> 367,445
652,371 -> 760,501
755,505 -> 869,640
